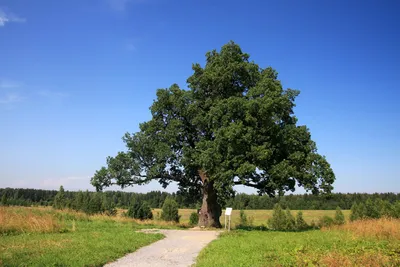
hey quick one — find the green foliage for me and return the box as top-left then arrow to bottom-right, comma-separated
91,42 -> 336,227
239,210 -> 248,225
126,198 -> 153,220
138,202 -> 154,220
365,198 -> 380,219
189,212 -> 199,226
318,215 -> 335,227
127,199 -> 141,218
285,208 -> 296,231
392,201 -> 400,218
102,195 -> 117,216
3,186 -> 400,212
87,193 -> 104,215
53,186 -> 66,210
268,204 -> 288,230
295,211 -> 309,230
334,207 -> 345,225
350,199 -> 400,221
161,197 -> 180,222
350,202 -> 364,221
1,194 -> 7,206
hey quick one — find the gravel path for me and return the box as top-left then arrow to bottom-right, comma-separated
105,229 -> 220,267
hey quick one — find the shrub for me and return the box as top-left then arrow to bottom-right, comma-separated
285,208 -> 296,231
319,215 -> 335,228
334,207 -> 345,225
161,197 -> 180,222
127,200 -> 153,220
53,186 -> 66,210
101,195 -> 117,216
138,202 -> 153,220
378,200 -> 393,217
392,201 -> 400,218
189,212 -> 199,226
350,202 -> 367,221
268,204 -> 287,230
239,210 -> 248,225
365,198 -> 380,219
1,194 -> 8,206
296,211 -> 309,230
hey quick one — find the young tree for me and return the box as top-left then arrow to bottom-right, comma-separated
138,202 -> 153,220
295,211 -> 308,230
53,185 -> 66,210
285,208 -> 296,230
161,197 -> 180,222
268,203 -> 287,230
91,42 -> 335,227
1,194 -> 7,206
334,206 -> 345,225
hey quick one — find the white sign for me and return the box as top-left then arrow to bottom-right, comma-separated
225,207 -> 232,216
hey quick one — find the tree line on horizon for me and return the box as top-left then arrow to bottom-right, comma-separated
1,187 -> 399,211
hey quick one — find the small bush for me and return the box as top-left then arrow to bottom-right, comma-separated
127,200 -> 141,219
319,215 -> 335,228
239,210 -> 248,225
365,198 -> 380,219
160,197 -> 180,222
350,202 -> 367,221
392,201 -> 400,218
334,207 -> 345,225
189,212 -> 199,226
296,211 -> 309,230
127,200 -> 153,220
268,204 -> 287,230
285,208 -> 296,231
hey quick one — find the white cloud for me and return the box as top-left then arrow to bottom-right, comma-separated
37,90 -> 68,99
0,79 -> 23,89
0,8 -> 26,27
0,93 -> 23,104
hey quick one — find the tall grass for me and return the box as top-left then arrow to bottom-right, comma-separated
0,207 -> 61,234
322,217 -> 400,240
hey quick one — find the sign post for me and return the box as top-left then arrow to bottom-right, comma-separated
224,208 -> 232,231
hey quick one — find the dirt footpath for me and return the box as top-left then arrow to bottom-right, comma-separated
105,229 -> 220,267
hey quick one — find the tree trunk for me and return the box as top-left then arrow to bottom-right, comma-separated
198,170 -> 222,228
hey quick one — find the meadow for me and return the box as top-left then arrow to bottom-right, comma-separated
1,206 -> 398,266
152,208 -> 351,228
0,207 -> 166,266
196,218 -> 400,266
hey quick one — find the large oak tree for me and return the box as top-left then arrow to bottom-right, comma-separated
91,42 -> 335,227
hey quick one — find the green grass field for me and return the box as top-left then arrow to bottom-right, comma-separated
2,206 -> 397,267
0,207 -> 164,266
196,224 -> 400,266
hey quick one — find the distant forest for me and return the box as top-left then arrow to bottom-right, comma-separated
1,187 -> 399,210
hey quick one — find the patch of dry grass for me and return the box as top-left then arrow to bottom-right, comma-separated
323,217 -> 400,240
0,207 -> 61,234
318,251 -> 392,267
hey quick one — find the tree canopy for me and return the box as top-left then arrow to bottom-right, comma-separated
91,41 -> 335,227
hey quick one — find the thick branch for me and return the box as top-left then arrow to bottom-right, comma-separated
233,181 -> 260,188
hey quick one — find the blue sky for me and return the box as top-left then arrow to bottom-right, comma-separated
0,0 -> 399,194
